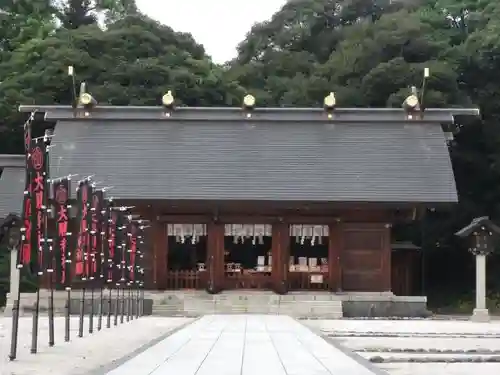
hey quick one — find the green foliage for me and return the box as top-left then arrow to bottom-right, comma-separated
0,12 -> 245,152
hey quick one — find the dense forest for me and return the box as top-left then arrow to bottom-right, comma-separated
2,0 -> 500,311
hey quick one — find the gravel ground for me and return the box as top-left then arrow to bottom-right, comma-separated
303,319 -> 500,375
0,316 -> 193,375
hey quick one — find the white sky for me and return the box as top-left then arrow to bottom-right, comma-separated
135,0 -> 287,63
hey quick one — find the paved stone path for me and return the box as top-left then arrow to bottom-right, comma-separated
104,315 -> 381,375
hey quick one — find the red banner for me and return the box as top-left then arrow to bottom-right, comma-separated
107,211 -> 117,283
29,138 -> 48,274
53,178 -> 70,287
89,189 -> 103,282
129,222 -> 137,281
17,119 -> 32,268
75,180 -> 91,280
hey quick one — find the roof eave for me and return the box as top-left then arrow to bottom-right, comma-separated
18,105 -> 480,124
455,216 -> 500,237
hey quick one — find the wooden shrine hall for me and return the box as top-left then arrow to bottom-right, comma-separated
18,101 -> 478,295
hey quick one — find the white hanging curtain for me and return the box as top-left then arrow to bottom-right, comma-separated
290,224 -> 329,245
167,224 -> 207,244
224,224 -> 272,244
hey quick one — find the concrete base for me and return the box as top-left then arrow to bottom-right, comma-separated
3,301 -> 14,316
340,294 -> 429,318
4,290 -> 153,316
471,308 -> 490,322
9,290 -> 429,318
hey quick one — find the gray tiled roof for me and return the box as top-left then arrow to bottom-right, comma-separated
48,119 -> 457,203
0,159 -> 25,217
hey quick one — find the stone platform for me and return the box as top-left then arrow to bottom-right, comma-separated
97,315 -> 385,375
5,290 -> 428,318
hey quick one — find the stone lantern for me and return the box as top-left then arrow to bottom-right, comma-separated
0,214 -> 21,314
455,216 -> 500,322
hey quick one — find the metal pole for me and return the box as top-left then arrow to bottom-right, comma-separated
78,288 -> 85,337
113,287 -> 119,326
64,288 -> 71,342
140,288 -> 144,317
126,287 -> 131,322
30,280 -> 40,353
130,287 -> 135,320
120,287 -> 125,323
97,287 -> 103,331
89,286 -> 94,334
135,286 -> 139,319
106,287 -> 112,328
45,135 -> 54,347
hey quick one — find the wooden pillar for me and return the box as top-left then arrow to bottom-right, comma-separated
272,223 -> 289,293
153,216 -> 167,290
328,222 -> 342,292
381,224 -> 392,291
207,222 -> 224,292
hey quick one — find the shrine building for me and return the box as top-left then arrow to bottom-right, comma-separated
16,102 -> 478,296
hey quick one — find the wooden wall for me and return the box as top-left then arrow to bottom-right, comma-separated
139,209 -> 394,292
49,203 -> 399,292
392,250 -> 419,296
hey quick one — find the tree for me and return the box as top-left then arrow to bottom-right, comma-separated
0,14 -> 245,153
228,0 -> 412,106
0,0 -> 56,53
55,0 -> 139,29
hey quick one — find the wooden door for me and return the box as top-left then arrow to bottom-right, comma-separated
206,222 -> 224,292
341,224 -> 390,292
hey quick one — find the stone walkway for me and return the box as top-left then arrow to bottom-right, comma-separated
104,315 -> 381,375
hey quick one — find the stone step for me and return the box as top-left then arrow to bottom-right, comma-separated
148,291 -> 344,318
152,300 -> 342,318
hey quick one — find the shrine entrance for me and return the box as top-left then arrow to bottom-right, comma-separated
166,224 -> 208,289
223,224 -> 273,289
288,225 -> 330,290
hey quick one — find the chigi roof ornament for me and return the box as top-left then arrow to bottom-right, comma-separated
162,90 -> 175,116
403,67 -> 430,120
78,82 -> 97,116
323,92 -> 336,119
242,94 -> 255,118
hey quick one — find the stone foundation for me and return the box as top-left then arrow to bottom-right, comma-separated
6,290 -> 428,318
338,294 -> 429,318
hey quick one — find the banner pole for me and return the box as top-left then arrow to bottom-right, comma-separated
30,282 -> 40,353
65,287 -> 71,341
89,285 -> 94,333
9,111 -> 34,360
113,286 -> 119,326
97,286 -> 103,331
78,287 -> 85,337
30,136 -> 49,355
106,287 -> 112,328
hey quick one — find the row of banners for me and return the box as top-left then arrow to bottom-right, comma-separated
16,133 -> 145,289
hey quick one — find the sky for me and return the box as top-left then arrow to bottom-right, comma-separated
135,0 -> 287,63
